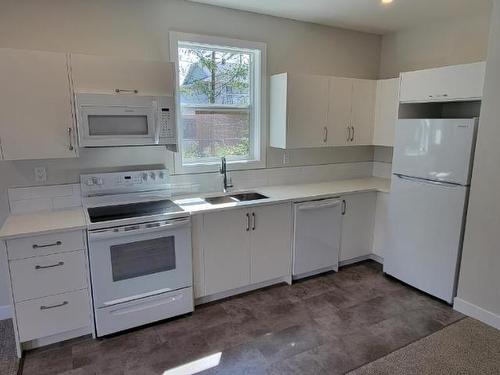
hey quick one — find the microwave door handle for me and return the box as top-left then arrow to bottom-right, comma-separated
88,219 -> 191,241
153,100 -> 160,144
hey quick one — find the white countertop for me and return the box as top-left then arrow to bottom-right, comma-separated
175,177 -> 390,214
0,177 -> 390,239
0,207 -> 87,240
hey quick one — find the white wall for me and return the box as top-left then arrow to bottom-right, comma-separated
379,9 -> 491,78
455,0 -> 500,328
0,0 -> 382,310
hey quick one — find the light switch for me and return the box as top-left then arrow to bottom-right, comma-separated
34,167 -> 47,183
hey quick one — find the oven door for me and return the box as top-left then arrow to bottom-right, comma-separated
77,104 -> 158,147
88,218 -> 192,308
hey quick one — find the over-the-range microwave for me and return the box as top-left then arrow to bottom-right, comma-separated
75,93 -> 176,148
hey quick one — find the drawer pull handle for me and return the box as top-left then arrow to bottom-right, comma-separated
35,261 -> 64,270
33,241 -> 62,249
40,301 -> 68,310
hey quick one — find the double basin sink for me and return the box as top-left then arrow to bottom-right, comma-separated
204,192 -> 269,205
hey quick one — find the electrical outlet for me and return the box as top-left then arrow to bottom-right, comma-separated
34,167 -> 47,183
283,152 -> 290,165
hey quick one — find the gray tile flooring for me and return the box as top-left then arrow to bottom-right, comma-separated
21,261 -> 464,375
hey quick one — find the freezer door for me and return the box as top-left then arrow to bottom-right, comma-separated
293,199 -> 342,279
384,176 -> 468,303
393,119 -> 477,185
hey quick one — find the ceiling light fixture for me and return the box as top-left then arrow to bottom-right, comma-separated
381,0 -> 394,4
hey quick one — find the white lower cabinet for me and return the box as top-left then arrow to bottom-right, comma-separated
203,208 -> 251,296
4,229 -> 91,355
200,203 -> 292,298
340,192 -> 377,262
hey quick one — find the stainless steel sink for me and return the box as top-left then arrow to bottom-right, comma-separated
204,192 -> 269,205
204,196 -> 238,205
230,192 -> 269,202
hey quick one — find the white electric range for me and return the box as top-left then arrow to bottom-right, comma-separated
81,169 -> 193,337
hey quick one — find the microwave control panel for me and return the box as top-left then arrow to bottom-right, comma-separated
158,96 -> 176,141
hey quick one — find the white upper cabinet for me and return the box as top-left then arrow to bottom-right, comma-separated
373,78 -> 400,147
350,79 -> 376,145
0,48 -> 77,160
400,62 -> 486,103
270,73 -> 329,149
270,73 -> 377,149
70,53 -> 174,96
327,77 -> 353,146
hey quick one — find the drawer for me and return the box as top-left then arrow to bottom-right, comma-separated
16,289 -> 90,342
10,250 -> 87,302
95,287 -> 193,337
7,230 -> 85,260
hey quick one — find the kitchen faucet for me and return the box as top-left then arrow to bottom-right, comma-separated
220,156 -> 234,193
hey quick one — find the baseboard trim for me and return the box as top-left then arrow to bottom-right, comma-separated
454,297 -> 500,330
339,254 -> 384,267
0,304 -> 12,320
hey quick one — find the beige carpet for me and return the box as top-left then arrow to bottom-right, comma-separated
348,317 -> 500,375
0,319 -> 19,375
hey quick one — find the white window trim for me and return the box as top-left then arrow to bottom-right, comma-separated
169,31 -> 267,175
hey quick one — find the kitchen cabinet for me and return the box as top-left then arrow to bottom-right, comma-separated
373,78 -> 400,147
70,53 -> 175,96
340,192 -> 377,262
270,73 -> 329,149
372,192 -> 389,260
400,62 -> 486,103
350,79 -> 377,145
326,77 -> 353,146
0,48 -> 77,160
3,229 -> 91,356
270,73 -> 376,148
203,208 -> 251,296
201,203 -> 292,297
250,203 -> 292,284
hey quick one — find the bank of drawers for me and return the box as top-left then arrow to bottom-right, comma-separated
5,230 -> 91,342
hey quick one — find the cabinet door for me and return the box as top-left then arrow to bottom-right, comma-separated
287,74 -> 330,148
70,53 -> 174,96
250,203 -> 292,284
351,79 -> 376,145
0,48 -> 77,160
400,62 -> 486,103
203,208 -> 250,295
327,77 -> 353,146
373,78 -> 400,147
340,192 -> 376,262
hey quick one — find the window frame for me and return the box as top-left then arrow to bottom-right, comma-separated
170,31 -> 267,174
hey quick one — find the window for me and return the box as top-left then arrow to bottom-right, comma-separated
170,32 -> 266,173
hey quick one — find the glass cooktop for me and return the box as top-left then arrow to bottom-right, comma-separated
88,200 -> 185,223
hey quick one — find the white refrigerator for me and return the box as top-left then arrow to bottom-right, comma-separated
384,118 -> 478,304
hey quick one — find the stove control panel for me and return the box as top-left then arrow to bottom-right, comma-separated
81,169 -> 169,196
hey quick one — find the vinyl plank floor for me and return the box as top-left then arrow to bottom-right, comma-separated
21,261 -> 464,375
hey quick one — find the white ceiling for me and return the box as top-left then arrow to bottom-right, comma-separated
186,0 -> 492,34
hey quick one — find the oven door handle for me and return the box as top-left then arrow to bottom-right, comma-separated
88,218 -> 191,241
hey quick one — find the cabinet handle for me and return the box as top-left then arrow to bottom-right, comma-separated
33,241 -> 62,249
115,89 -> 139,94
40,301 -> 68,310
341,200 -> 347,215
35,261 -> 64,270
323,126 -> 328,143
347,126 -> 351,142
246,213 -> 250,231
68,127 -> 74,151
350,126 -> 355,142
252,212 -> 256,231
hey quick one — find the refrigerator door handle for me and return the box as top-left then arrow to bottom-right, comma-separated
394,174 -> 464,188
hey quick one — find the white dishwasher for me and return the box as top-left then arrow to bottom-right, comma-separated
293,198 -> 342,280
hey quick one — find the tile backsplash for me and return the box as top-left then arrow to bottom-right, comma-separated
8,184 -> 82,214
